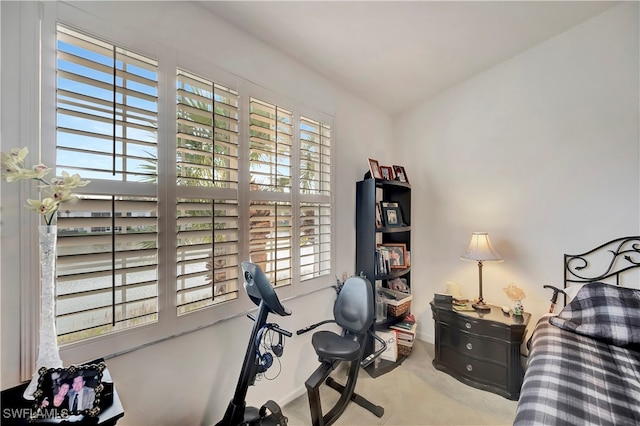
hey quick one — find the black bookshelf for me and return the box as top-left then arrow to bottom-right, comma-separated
355,178 -> 411,377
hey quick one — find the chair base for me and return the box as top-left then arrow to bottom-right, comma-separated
305,358 -> 384,426
325,376 -> 384,418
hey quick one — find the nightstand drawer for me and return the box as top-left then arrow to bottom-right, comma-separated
440,345 -> 508,389
439,323 -> 508,364
440,310 -> 509,340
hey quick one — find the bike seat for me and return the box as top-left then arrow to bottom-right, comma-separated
311,331 -> 361,361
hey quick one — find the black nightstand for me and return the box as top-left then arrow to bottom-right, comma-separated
430,301 -> 530,400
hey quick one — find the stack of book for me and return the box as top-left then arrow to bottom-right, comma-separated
452,297 -> 474,311
375,246 -> 391,275
390,314 -> 417,356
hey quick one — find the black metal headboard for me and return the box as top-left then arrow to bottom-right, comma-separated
564,236 -> 640,288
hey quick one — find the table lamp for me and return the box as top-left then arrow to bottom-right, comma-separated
461,232 -> 503,311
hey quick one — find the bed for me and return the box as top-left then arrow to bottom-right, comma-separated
514,237 -> 640,426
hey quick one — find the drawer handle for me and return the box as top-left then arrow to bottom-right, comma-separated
466,342 -> 473,351
465,322 -> 472,329
466,364 -> 473,372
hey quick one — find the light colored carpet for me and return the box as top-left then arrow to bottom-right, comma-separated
283,340 -> 518,426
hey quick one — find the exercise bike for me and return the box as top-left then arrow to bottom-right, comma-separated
297,275 -> 387,426
216,261 -> 292,426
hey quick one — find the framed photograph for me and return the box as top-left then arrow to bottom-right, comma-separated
375,204 -> 383,228
382,206 -> 403,227
392,165 -> 409,184
32,362 -> 106,419
380,201 -> 398,208
379,165 -> 394,180
382,243 -> 408,269
368,158 -> 382,179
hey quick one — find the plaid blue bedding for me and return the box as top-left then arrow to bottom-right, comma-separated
514,317 -> 640,425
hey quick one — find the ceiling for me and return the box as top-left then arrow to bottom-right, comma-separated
199,1 -> 619,116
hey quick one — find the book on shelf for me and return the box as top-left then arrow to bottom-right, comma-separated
374,246 -> 391,276
390,321 -> 416,334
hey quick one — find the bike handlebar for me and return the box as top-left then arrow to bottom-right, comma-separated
296,320 -> 336,335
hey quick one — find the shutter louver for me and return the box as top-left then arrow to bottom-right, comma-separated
55,25 -> 159,344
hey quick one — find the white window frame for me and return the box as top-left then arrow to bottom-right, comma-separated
18,3 -> 335,376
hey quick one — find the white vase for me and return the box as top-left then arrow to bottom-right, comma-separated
23,225 -> 64,400
513,299 -> 524,316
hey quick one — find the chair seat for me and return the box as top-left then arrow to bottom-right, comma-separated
312,331 -> 360,361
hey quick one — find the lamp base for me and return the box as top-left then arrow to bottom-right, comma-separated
472,301 -> 491,311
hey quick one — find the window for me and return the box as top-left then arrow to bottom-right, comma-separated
248,98 -> 293,286
299,117 -> 332,281
51,24 -> 332,352
176,69 -> 240,314
55,25 -> 159,344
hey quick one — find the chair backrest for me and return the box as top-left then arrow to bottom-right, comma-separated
333,276 -> 374,334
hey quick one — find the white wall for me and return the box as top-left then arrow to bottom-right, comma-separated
396,2 -> 640,343
0,1 -> 393,424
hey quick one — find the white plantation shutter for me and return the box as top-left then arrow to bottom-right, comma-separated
299,117 -> 332,280
177,70 -> 239,189
249,98 -> 292,192
176,199 -> 239,314
300,203 -> 331,281
55,25 -> 159,344
176,70 -> 240,313
300,117 -> 331,196
56,196 -> 158,343
57,26 -> 158,182
249,201 -> 293,287
248,98 -> 293,286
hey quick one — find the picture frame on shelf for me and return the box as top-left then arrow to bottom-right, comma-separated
379,165 -> 394,180
32,362 -> 107,419
368,158 -> 382,179
382,243 -> 408,269
392,165 -> 409,184
382,206 -> 403,227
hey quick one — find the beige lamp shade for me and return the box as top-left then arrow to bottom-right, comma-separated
461,232 -> 503,262
460,232 -> 502,311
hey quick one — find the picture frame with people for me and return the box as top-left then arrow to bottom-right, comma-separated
379,165 -> 394,180
382,206 -> 403,227
382,243 -> 408,269
367,158 -> 382,179
392,165 -> 409,184
33,362 -> 106,418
